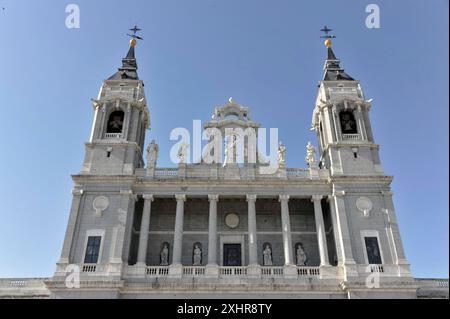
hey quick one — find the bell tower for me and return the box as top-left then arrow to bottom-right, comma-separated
81,39 -> 150,175
312,40 -> 383,176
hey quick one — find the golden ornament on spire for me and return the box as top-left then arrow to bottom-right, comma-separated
130,38 -> 137,47
325,39 -> 332,48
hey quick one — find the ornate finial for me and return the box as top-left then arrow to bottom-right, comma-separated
229,97 -> 235,104
320,25 -> 336,47
127,25 -> 143,46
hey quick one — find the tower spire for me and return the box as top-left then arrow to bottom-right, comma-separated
320,27 -> 354,81
108,26 -> 143,81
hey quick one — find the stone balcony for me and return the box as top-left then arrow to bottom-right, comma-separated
135,166 -> 329,181
122,265 -> 335,280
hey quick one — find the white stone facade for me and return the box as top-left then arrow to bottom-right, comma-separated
0,43 -> 447,300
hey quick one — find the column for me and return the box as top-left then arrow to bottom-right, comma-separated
279,195 -> 294,265
112,190 -> 137,263
332,106 -> 342,142
356,105 -> 368,140
312,195 -> 330,266
136,194 -> 154,266
327,196 -> 344,265
329,189 -> 357,281
207,195 -> 219,265
58,189 -> 84,266
122,103 -> 132,140
172,194 -> 186,266
382,191 -> 411,276
246,195 -> 258,266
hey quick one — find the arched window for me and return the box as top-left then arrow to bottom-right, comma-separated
339,111 -> 358,134
107,111 -> 124,134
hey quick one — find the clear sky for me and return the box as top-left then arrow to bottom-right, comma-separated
0,0 -> 448,279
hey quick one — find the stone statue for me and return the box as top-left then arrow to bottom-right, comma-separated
278,142 -> 286,166
305,142 -> 316,165
177,142 -> 189,164
223,135 -> 237,167
263,244 -> 273,266
193,244 -> 202,266
296,244 -> 307,266
160,243 -> 169,266
146,140 -> 159,166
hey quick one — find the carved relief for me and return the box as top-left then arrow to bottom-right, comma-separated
356,197 -> 373,217
93,196 -> 109,217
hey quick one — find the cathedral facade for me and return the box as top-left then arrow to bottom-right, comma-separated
46,39 -> 418,299
4,38 -> 446,299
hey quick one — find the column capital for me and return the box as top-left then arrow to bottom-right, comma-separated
279,194 -> 290,202
311,195 -> 323,202
246,194 -> 257,202
333,190 -> 346,197
381,190 -> 394,197
120,189 -> 137,201
143,194 -> 155,201
208,194 -> 219,202
72,189 -> 84,196
175,194 -> 187,202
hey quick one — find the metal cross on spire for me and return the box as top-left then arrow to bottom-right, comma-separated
127,25 -> 144,41
320,26 -> 336,39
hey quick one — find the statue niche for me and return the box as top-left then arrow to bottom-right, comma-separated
107,111 -> 125,134
192,243 -> 202,266
295,243 -> 308,266
160,242 -> 170,266
339,111 -> 357,134
262,243 -> 273,266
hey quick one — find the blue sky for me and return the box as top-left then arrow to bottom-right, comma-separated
0,0 -> 448,278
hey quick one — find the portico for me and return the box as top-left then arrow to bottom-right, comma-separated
128,191 -> 336,279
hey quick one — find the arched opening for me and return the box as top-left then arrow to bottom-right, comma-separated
107,111 -> 124,134
339,111 -> 358,134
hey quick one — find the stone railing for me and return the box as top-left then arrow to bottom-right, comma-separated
297,267 -> 321,276
80,264 -> 108,274
153,169 -> 178,179
286,169 -> 310,179
355,264 -> 400,276
416,278 -> 449,288
261,267 -> 284,277
146,266 -> 170,277
219,267 -> 248,277
342,134 -> 360,140
144,167 -> 325,181
183,266 -> 206,277
104,133 -> 122,139
0,278 -> 50,298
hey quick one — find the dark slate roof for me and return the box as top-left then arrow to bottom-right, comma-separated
108,45 -> 139,80
323,47 -> 354,81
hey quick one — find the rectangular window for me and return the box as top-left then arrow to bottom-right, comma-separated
364,237 -> 382,264
84,236 -> 102,264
